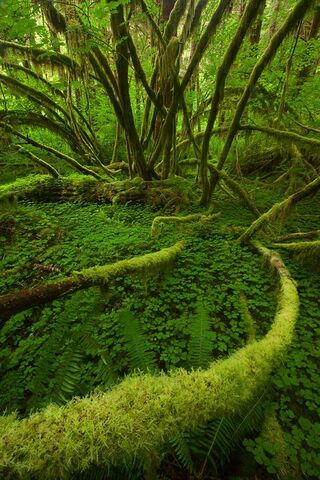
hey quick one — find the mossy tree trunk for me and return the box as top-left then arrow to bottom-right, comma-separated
206,0 -> 315,203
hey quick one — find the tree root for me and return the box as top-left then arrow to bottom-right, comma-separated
0,242 -> 184,321
0,244 -> 298,479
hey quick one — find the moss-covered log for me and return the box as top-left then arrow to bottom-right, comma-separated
0,242 -> 184,321
150,212 -> 220,237
0,175 -> 194,207
240,124 -> 320,147
0,244 -> 298,479
276,231 -> 320,242
273,240 -> 320,253
239,175 -> 320,243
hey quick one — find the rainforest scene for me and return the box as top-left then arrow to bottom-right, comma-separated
0,0 -> 319,478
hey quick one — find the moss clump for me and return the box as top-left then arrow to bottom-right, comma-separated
150,212 -> 220,237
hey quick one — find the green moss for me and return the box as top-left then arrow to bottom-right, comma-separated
76,241 -> 185,284
150,213 -> 220,237
0,245 -> 298,479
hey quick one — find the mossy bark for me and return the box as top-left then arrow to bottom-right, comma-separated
239,175 -> 320,243
0,242 -> 184,321
0,123 -> 101,179
276,231 -> 320,242
273,240 -> 320,252
15,146 -> 60,178
209,0 -> 314,199
199,0 -> 265,204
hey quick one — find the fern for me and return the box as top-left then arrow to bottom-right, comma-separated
187,305 -> 214,369
170,393 -> 267,477
52,344 -> 82,403
118,309 -> 156,373
170,431 -> 195,473
74,456 -> 144,480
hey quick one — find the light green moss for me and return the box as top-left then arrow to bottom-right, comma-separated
150,213 -> 220,237
273,240 -> 320,251
76,241 -> 185,283
0,245 -> 298,479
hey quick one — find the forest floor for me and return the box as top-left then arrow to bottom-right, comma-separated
0,179 -> 319,479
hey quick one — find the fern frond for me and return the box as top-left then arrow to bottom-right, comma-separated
118,309 -> 156,373
170,431 -> 195,473
187,305 -> 214,369
170,394 -> 266,476
53,345 -> 82,403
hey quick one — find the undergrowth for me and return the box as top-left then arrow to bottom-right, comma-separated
0,186 -> 319,479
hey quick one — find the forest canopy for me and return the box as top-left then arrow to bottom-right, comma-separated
0,0 -> 319,479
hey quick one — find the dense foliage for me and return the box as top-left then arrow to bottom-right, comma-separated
0,0 -> 319,478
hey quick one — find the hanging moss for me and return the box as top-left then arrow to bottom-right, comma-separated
0,40 -> 80,72
0,244 -> 298,479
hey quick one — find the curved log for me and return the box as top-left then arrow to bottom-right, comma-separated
0,244 -> 298,479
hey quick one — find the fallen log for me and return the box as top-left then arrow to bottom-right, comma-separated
0,242 -> 184,322
275,230 -> 320,242
0,174 -> 193,207
150,212 -> 220,237
0,244 -> 298,479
